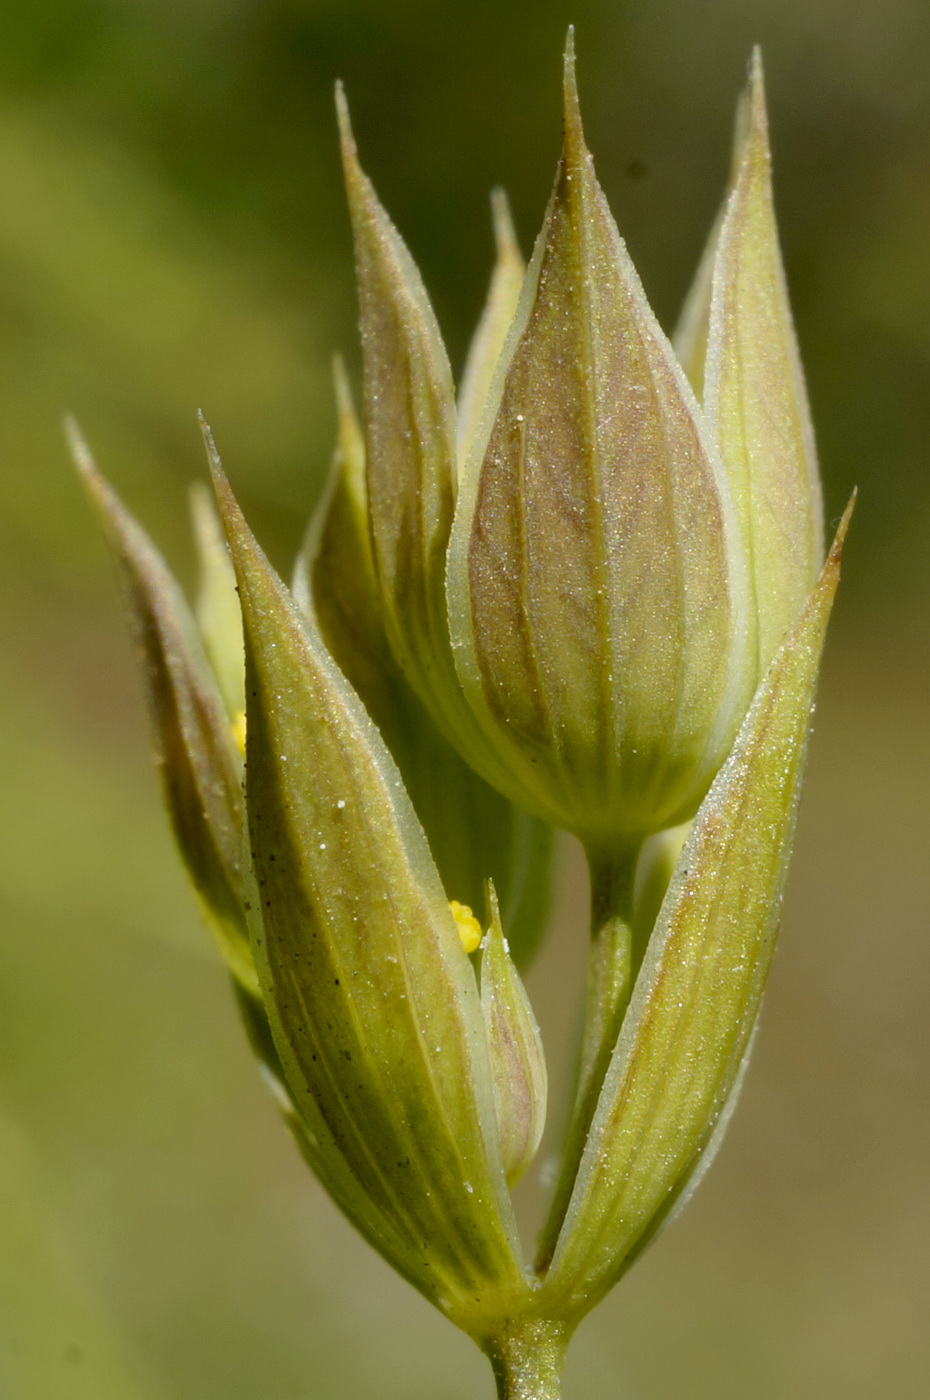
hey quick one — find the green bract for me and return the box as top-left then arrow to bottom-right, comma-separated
77,34 -> 850,1400
297,361 -> 553,966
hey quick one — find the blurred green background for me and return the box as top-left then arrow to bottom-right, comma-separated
1,0 -> 928,1396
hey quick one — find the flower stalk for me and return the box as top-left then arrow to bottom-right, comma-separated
485,1319 -> 568,1400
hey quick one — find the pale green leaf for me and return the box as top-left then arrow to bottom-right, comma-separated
672,59 -> 754,393
71,422 -> 256,996
190,482 -> 245,722
212,461 -> 530,1328
298,364 -> 555,968
537,502 -> 851,1317
704,49 -> 825,674
457,189 -> 525,467
337,88 -> 460,723
479,883 -> 547,1185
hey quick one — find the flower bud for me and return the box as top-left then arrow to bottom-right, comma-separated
479,883 -> 547,1186
212,464 -> 530,1327
299,363 -> 553,967
447,38 -> 750,845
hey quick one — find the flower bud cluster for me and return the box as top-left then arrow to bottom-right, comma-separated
77,33 -> 848,1384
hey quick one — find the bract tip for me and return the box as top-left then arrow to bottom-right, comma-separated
489,187 -> 519,262
561,27 -> 585,161
335,81 -> 356,160
829,490 -> 856,564
65,415 -> 95,482
331,352 -> 352,416
199,415 -> 233,516
747,46 -> 768,138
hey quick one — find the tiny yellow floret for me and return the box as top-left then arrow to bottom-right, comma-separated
449,900 -> 483,955
231,709 -> 247,757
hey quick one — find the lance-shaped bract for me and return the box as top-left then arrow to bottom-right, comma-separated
336,88 -> 463,740
672,76 -> 751,393
447,39 -> 750,845
70,425 -> 257,997
536,503 -> 851,1317
457,190 -> 526,468
190,482 -> 246,725
479,884 -> 547,1186
683,49 -> 824,679
300,365 -> 553,968
337,88 -> 555,817
74,424 -> 475,1297
211,465 -> 531,1329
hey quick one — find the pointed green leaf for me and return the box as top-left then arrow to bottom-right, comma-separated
448,39 -> 749,843
631,821 -> 690,962
190,481 -> 246,723
672,71 -> 754,393
704,49 -> 824,673
337,90 -> 462,722
212,462 -> 529,1327
338,88 -> 564,814
479,883 -> 547,1185
71,423 -> 257,996
296,357 -> 391,712
298,366 -> 555,969
672,207 -> 723,396
457,189 -> 525,466
537,503 -> 851,1317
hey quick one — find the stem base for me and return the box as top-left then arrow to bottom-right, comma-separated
486,1318 -> 567,1400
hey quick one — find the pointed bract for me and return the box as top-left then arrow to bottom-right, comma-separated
300,366 -> 555,968
672,207 -> 723,396
191,481 -> 245,723
538,501 -> 852,1317
212,463 -> 529,1327
447,42 -> 749,843
672,64 -> 754,393
337,89 -> 461,723
704,50 -> 824,676
479,884 -> 547,1185
296,358 -> 389,708
71,423 -> 256,996
457,190 -> 525,467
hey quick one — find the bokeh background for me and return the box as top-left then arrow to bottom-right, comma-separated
1,0 -> 928,1396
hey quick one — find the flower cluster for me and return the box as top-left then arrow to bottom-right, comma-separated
77,34 -> 848,1397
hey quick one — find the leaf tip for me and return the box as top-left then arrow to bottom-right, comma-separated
483,874 -> 502,930
745,45 -> 770,151
561,26 -> 586,162
827,490 -> 856,570
66,419 -> 123,530
331,352 -> 352,420
200,418 -> 240,548
335,80 -> 363,192
65,415 -> 96,486
489,186 -> 520,264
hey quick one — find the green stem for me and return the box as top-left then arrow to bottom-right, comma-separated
577,845 -> 641,1112
487,1319 -> 567,1400
536,842 -> 640,1270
